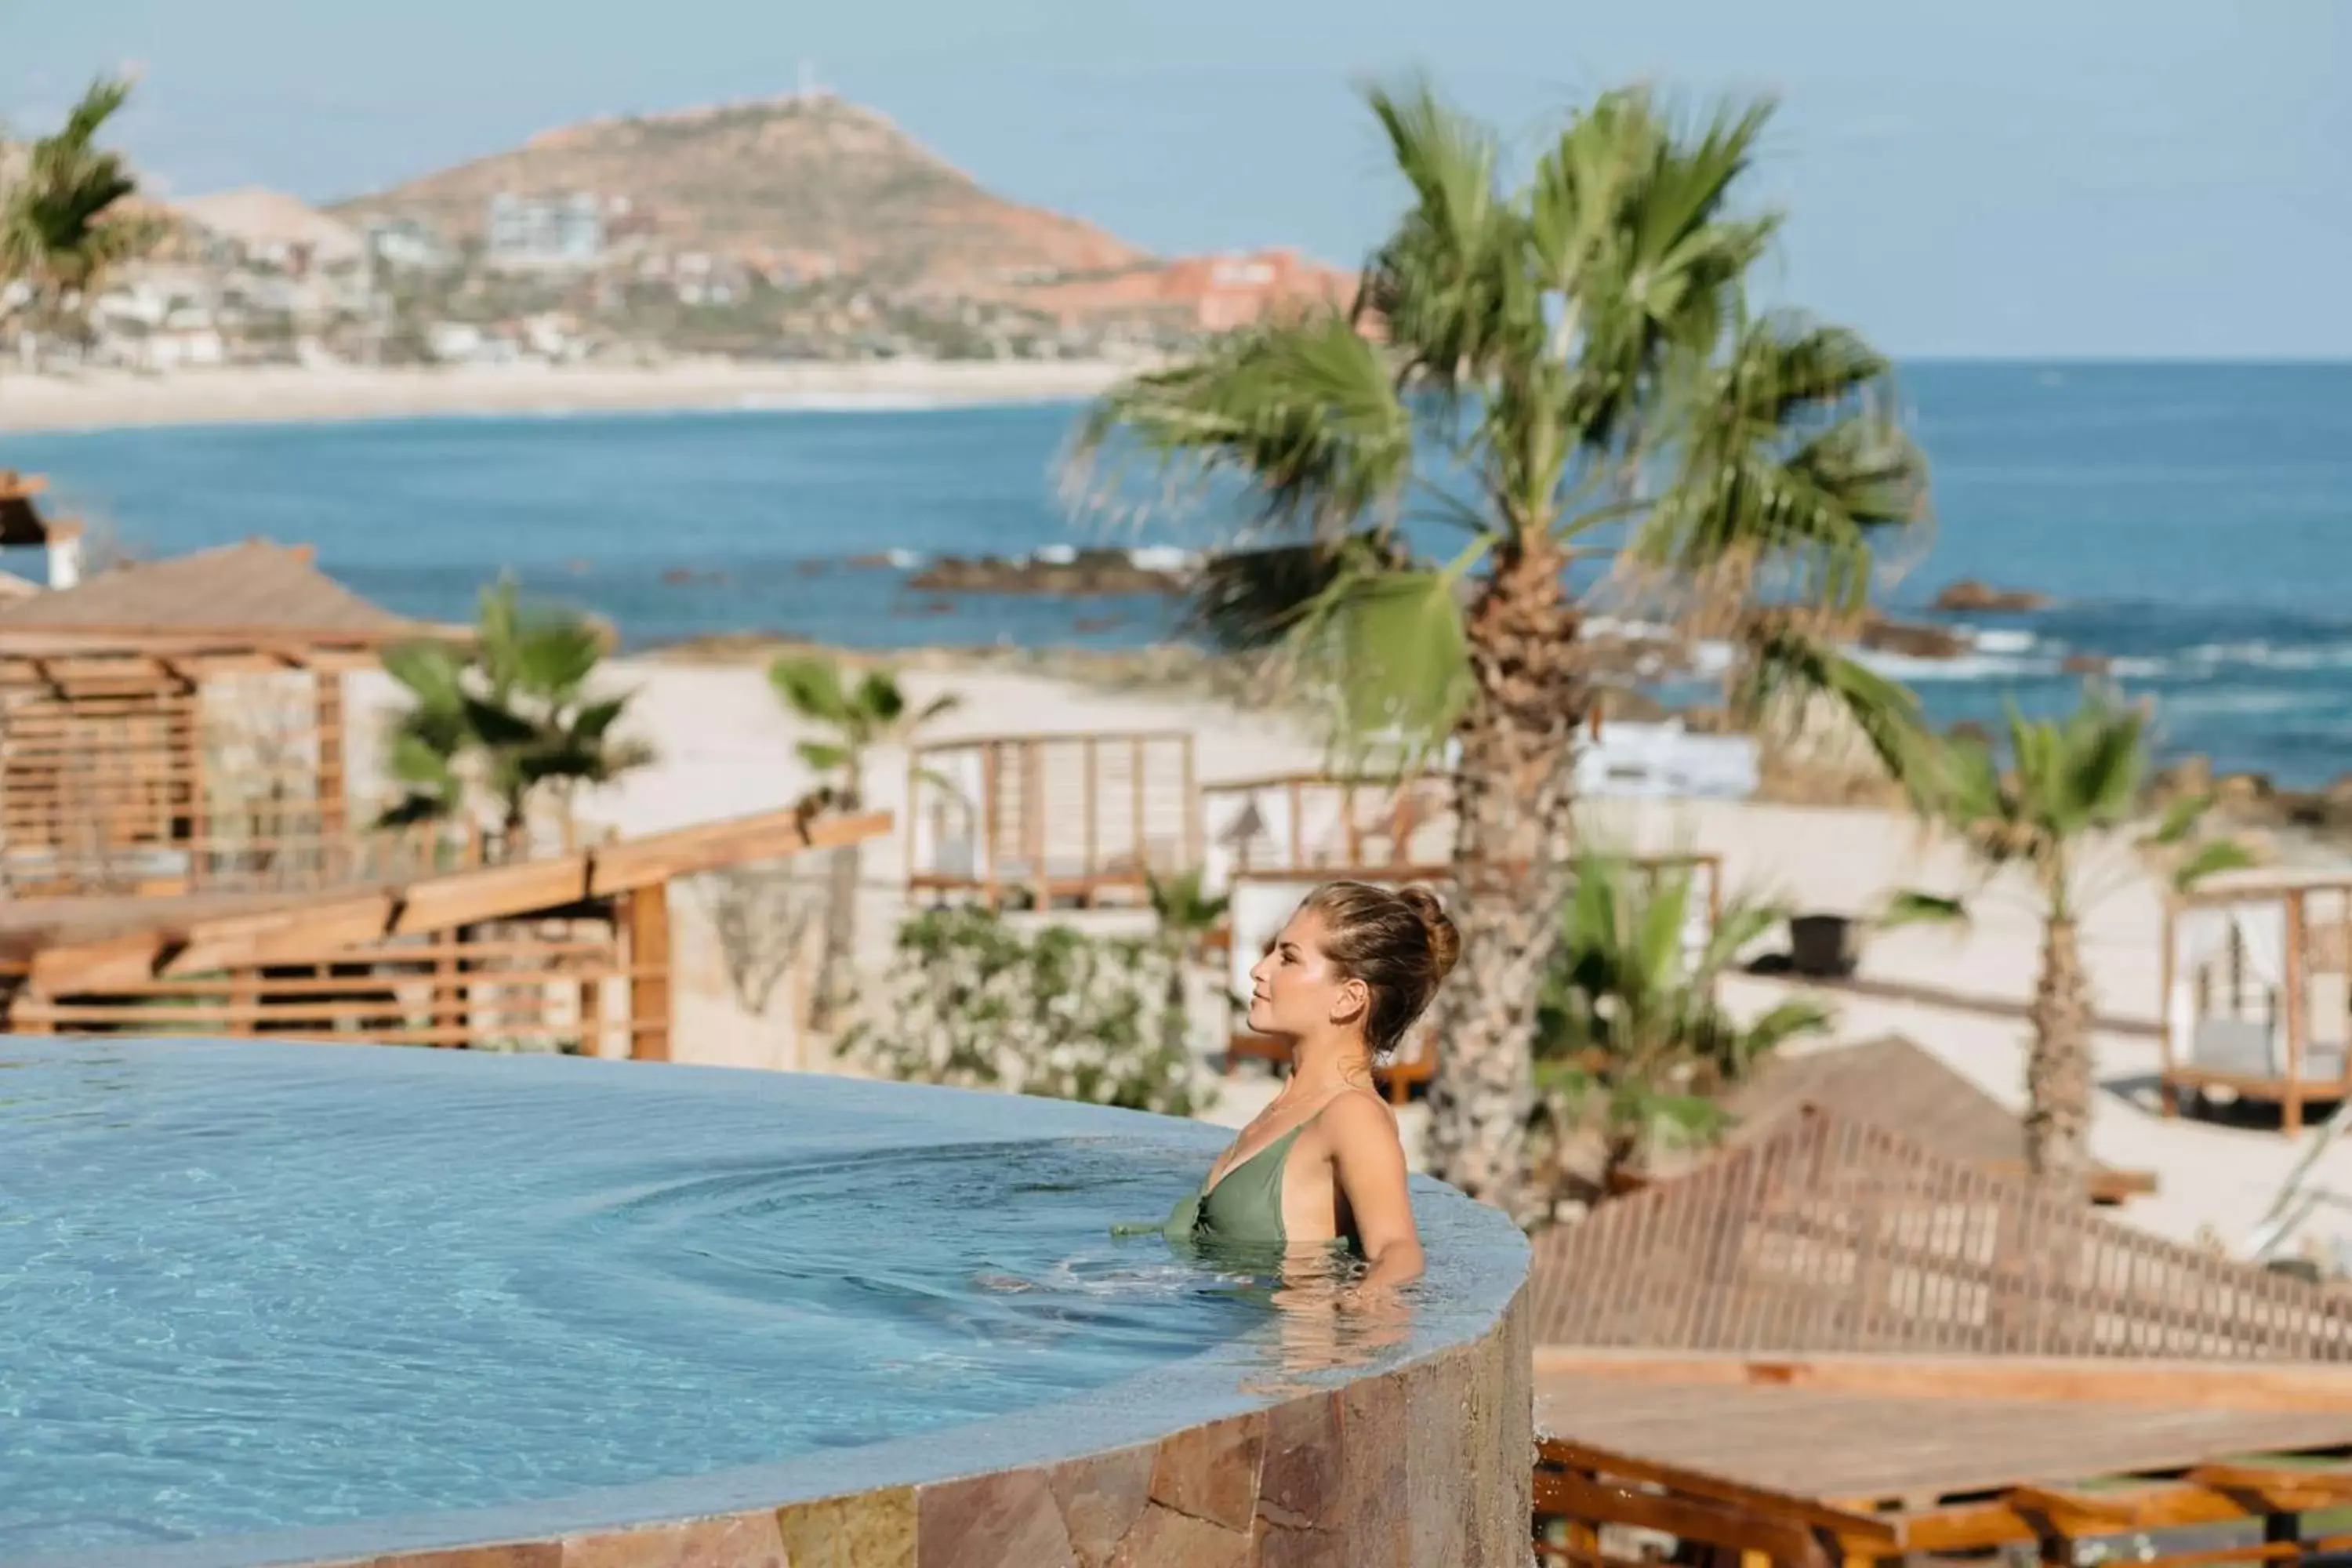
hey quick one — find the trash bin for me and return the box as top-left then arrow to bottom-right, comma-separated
1788,913 -> 1858,978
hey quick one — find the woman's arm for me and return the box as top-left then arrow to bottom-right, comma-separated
1323,1093 -> 1425,1292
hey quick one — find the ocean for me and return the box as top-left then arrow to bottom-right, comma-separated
4,361 -> 2348,786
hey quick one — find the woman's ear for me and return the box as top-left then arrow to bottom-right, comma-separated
1330,976 -> 1370,1027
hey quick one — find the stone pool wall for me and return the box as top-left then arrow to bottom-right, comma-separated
303,1283 -> 1531,1568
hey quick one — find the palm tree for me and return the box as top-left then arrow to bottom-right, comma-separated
1530,853 -> 1830,1207
378,579 -> 653,860
1888,698 -> 2249,1196
769,655 -> 960,1030
1145,866 -> 1232,1064
0,78 -> 158,360
1073,81 -> 1929,1214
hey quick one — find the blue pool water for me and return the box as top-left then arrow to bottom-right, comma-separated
0,1039 -> 1514,1560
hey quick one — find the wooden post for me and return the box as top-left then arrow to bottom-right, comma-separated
627,885 -> 673,1062
2158,896 -> 2180,1116
434,927 -> 462,1051
1026,739 -> 1048,911
1129,736 -> 1145,896
1179,735 -> 1198,871
1083,735 -> 1098,886
981,742 -> 1001,909
315,668 -> 347,842
2285,890 -> 2308,1137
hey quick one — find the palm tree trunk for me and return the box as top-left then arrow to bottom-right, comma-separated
1425,539 -> 1584,1221
811,842 -> 860,1032
2024,913 -> 2096,1197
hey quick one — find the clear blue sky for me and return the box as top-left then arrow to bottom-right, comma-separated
7,1 -> 2348,359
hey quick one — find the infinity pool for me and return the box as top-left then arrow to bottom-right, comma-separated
0,1038 -> 1526,1565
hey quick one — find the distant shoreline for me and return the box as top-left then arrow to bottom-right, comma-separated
0,358 -> 1138,435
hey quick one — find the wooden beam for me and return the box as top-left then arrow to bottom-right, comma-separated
1532,1350 -> 2352,1412
1538,1439 -> 1897,1546
1534,1471 -> 1829,1567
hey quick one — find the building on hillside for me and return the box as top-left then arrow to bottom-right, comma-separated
363,216 -> 457,273
485,193 -> 606,270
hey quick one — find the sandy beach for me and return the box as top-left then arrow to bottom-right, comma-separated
0,358 -> 1137,433
326,652 -> 2352,1258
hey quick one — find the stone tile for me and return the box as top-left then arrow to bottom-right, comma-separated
1254,1394 -> 1341,1531
1105,1503 -> 1252,1568
1332,1367 -> 1407,1568
1147,1414 -> 1265,1534
916,1469 -> 1076,1568
1403,1352 -> 1472,1568
373,1548 -> 562,1568
563,1512 -> 789,1568
1252,1522 -> 1346,1568
1046,1446 -> 1156,1568
774,1486 -> 916,1568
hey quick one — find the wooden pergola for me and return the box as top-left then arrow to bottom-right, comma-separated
906,729 -> 1200,909
2162,874 -> 2352,1134
0,539 -> 463,897
0,804 -> 888,1058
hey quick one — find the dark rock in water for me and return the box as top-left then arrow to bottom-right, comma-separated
1858,616 -> 1972,659
845,553 -> 895,569
909,548 -> 1188,597
1947,720 -> 1995,748
660,567 -> 730,587
2060,652 -> 2111,675
1933,579 -> 2053,613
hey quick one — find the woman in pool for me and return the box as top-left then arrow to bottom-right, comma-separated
1159,880 -> 1457,1294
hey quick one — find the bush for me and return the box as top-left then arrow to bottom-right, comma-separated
850,907 -> 1208,1118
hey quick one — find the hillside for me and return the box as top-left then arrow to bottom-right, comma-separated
329,93 -> 1146,292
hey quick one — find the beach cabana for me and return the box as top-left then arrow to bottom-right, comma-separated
905,729 -> 1198,909
0,539 -> 457,896
2161,874 -> 2352,1133
1198,769 -> 1453,892
0,804 -> 887,1058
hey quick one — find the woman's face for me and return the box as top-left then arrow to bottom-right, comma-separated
1246,906 -> 1365,1039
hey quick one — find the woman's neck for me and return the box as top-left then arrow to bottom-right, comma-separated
1286,1029 -> 1374,1098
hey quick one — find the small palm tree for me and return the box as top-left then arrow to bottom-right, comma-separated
378,579 -> 653,860
769,655 -> 960,1029
1145,866 -> 1232,1062
1530,854 -> 1831,1206
1073,80 -> 1929,1215
1888,697 -> 2249,1196
0,78 -> 158,358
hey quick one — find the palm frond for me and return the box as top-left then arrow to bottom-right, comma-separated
2172,840 -> 2256,893
1074,314 -> 1412,540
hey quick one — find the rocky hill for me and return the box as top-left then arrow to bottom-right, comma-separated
329,93 -> 1146,292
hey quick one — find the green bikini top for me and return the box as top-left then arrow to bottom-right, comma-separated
1132,1116 -> 1360,1255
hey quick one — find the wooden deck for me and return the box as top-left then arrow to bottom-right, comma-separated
1537,1370 -> 2352,1502
1533,1356 -> 2352,1566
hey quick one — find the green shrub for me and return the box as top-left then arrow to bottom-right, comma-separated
851,906 -> 1208,1118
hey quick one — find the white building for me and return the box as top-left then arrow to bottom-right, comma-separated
485,193 -> 605,270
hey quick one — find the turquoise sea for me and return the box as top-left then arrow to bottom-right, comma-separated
4,361 -> 2348,785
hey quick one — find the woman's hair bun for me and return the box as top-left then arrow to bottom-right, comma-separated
1396,885 -> 1461,982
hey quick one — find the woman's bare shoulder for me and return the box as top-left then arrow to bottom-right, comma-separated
1318,1086 -> 1402,1145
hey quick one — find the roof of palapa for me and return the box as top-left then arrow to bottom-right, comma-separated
0,540 -> 424,645
1525,1103 -> 2352,1359
1724,1035 -> 2042,1171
